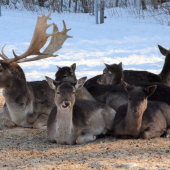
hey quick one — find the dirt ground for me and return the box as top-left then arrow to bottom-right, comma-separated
0,94 -> 170,170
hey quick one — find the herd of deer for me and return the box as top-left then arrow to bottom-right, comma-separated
1,11 -> 170,145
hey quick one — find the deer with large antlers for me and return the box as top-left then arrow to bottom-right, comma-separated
0,11 -> 72,129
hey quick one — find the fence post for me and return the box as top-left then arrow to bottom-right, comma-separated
95,0 -> 98,24
100,0 -> 105,24
0,0 -> 1,17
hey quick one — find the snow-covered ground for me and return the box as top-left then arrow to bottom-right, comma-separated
0,7 -> 170,81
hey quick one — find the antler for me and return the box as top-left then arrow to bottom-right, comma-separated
17,21 -> 72,63
0,11 -> 72,63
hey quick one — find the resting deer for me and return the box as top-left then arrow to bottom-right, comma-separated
45,76 -> 116,145
86,81 -> 170,111
0,11 -> 72,129
85,45 -> 170,88
55,63 -> 95,100
112,80 -> 170,139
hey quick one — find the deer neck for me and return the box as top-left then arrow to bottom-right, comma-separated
125,106 -> 143,134
56,107 -> 74,141
2,77 -> 33,126
159,54 -> 170,84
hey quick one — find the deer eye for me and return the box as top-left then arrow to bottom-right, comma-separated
57,91 -> 60,94
72,91 -> 75,94
63,75 -> 67,78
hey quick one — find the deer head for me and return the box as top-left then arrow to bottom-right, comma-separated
55,63 -> 77,84
97,62 -> 123,85
45,76 -> 87,110
122,80 -> 157,116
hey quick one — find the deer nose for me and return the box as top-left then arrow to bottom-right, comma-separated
132,108 -> 139,113
64,101 -> 71,107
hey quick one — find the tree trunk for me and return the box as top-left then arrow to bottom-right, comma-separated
69,0 -> 71,10
115,0 -> 119,7
134,0 -> 136,6
6,0 -> 9,5
81,0 -> 89,13
141,0 -> 147,10
38,0 -> 45,7
61,0 -> 63,12
152,0 -> 158,10
74,0 -> 77,13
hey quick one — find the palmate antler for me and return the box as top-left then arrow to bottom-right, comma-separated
0,11 -> 72,63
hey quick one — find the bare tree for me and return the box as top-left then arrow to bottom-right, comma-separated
61,0 -> 63,12
152,0 -> 158,9
141,0 -> 147,10
81,0 -> 89,13
115,0 -> 119,7
73,0 -> 78,13
134,0 -> 136,6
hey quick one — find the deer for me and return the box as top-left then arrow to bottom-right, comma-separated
112,80 -> 170,139
0,11 -> 72,129
86,81 -> 170,112
45,76 -> 116,145
85,45 -> 170,88
55,63 -> 95,101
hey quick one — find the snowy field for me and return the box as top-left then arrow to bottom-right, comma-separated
0,7 -> 170,81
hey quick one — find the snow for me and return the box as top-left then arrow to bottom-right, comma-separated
0,7 -> 170,81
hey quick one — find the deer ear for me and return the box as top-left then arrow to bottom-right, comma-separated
70,63 -> 76,73
158,45 -> 169,56
144,85 -> 157,97
45,76 -> 56,89
118,62 -> 122,68
104,63 -> 112,74
56,66 -> 61,70
1,62 -> 10,70
121,79 -> 132,93
75,77 -> 87,90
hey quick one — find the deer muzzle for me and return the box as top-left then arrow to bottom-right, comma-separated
61,101 -> 71,110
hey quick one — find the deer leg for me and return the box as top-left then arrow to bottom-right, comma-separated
33,113 -> 48,129
76,130 -> 96,144
3,104 -> 16,128
27,113 -> 38,124
140,127 -> 165,139
162,129 -> 170,138
6,120 -> 16,128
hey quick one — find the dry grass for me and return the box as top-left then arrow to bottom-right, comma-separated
0,94 -> 170,170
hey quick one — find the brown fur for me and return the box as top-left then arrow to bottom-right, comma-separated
1,62 -> 55,129
91,45 -> 170,86
112,81 -> 170,139
55,63 -> 95,101
46,77 -> 116,145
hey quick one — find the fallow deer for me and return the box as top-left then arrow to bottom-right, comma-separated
55,63 -> 95,100
45,76 -> 116,145
86,81 -> 170,111
112,80 -> 170,139
0,11 -> 72,129
85,45 -> 170,87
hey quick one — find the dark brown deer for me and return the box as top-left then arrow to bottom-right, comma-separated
45,76 -> 116,145
87,81 -> 170,111
85,45 -> 170,87
55,63 -> 95,101
0,11 -> 72,129
112,80 -> 170,139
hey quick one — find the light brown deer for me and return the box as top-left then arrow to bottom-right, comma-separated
45,76 -> 116,145
112,80 -> 170,139
0,11 -> 72,129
